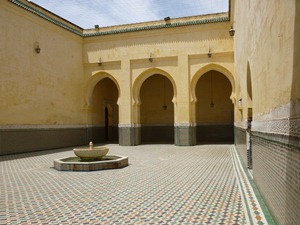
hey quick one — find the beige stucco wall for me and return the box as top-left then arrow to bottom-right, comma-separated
0,0 -> 85,125
233,0 -> 296,121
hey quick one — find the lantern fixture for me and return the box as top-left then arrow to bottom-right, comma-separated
34,42 -> 41,54
149,53 -> 153,62
229,26 -> 235,36
238,98 -> 242,106
208,49 -> 212,58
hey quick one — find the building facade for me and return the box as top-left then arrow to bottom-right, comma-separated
0,0 -> 299,224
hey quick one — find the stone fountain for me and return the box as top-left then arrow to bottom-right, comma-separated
54,142 -> 128,171
73,142 -> 109,160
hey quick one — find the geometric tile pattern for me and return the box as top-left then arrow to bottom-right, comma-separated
230,146 -> 271,225
0,144 -> 265,224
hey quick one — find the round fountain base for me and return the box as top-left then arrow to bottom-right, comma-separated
54,155 -> 128,171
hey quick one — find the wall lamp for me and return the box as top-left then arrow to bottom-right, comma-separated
98,57 -> 102,66
229,26 -> 235,36
238,98 -> 242,107
149,53 -> 153,62
34,42 -> 41,54
208,49 -> 212,58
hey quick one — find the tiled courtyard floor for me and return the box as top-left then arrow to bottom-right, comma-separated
0,144 -> 272,224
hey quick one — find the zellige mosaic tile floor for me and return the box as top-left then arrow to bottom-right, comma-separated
0,144 -> 273,224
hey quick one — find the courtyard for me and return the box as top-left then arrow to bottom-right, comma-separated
0,144 -> 273,224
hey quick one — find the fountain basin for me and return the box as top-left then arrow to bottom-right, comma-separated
73,146 -> 109,160
54,155 -> 128,171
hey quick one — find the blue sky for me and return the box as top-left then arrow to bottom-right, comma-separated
30,0 -> 229,29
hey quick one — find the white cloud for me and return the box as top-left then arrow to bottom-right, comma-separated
31,0 -> 228,29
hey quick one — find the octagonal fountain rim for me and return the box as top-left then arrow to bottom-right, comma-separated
53,142 -> 129,171
53,155 -> 128,171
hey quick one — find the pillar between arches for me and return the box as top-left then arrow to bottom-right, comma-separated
119,124 -> 141,146
174,123 -> 196,146
174,54 -> 196,146
118,59 -> 141,146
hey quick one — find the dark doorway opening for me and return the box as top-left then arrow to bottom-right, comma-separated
105,106 -> 109,141
195,70 -> 234,144
140,74 -> 174,144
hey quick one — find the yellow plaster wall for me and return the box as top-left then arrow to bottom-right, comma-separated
83,21 -> 232,65
0,1 -> 85,125
1,1 -> 235,127
233,0 -> 296,119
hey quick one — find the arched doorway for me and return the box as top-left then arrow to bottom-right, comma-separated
91,77 -> 119,143
140,74 -> 174,143
195,70 -> 234,143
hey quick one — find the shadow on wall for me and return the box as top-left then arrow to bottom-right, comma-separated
197,124 -> 234,144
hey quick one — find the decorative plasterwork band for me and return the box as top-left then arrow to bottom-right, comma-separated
252,100 -> 300,137
252,117 -> 300,137
235,100 -> 300,137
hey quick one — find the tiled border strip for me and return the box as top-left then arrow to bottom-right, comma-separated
230,146 -> 275,225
